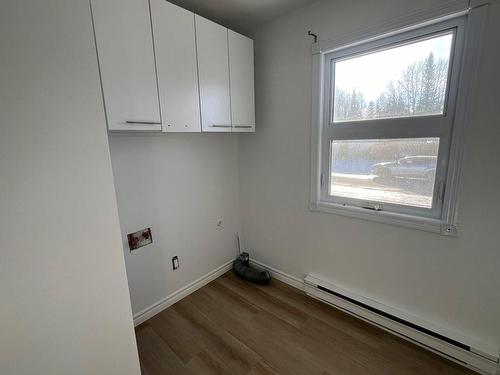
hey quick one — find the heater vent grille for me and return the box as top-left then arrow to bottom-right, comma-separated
316,285 -> 469,351
304,274 -> 499,375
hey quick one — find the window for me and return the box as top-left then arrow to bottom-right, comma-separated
310,8 -> 486,235
332,32 -> 453,122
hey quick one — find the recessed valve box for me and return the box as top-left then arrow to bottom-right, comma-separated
127,228 -> 152,251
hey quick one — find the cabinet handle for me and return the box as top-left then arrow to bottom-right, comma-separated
125,121 -> 162,125
233,125 -> 253,129
210,124 -> 232,128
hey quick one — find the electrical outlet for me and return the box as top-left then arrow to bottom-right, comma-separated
172,256 -> 179,270
216,217 -> 224,229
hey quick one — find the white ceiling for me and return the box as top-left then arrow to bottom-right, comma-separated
167,0 -> 317,36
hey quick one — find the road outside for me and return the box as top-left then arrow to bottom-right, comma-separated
331,173 -> 433,208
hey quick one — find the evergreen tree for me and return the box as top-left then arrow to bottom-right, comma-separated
367,101 -> 376,118
419,52 -> 436,113
349,89 -> 366,119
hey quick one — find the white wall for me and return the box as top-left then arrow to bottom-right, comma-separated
0,1 -> 140,374
108,134 -> 240,316
239,0 -> 500,350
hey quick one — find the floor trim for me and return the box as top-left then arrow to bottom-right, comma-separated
249,259 -> 305,291
133,259 -> 234,326
250,259 -> 499,375
132,257 -> 498,374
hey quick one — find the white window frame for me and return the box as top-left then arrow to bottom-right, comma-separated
310,0 -> 490,235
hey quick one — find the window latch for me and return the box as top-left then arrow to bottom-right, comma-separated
438,181 -> 446,203
362,202 -> 383,211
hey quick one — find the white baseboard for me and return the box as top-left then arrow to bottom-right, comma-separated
250,260 -> 499,375
133,259 -> 234,326
249,259 -> 305,291
133,258 -> 302,327
131,257 -> 499,375
305,274 -> 498,375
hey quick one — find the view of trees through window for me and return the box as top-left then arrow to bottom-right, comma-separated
332,32 -> 453,122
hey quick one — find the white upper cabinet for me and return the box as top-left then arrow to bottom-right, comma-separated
228,31 -> 255,133
91,0 -> 161,131
151,0 -> 201,133
91,1 -> 254,134
195,15 -> 232,133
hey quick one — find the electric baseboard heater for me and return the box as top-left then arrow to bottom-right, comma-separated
304,275 -> 499,375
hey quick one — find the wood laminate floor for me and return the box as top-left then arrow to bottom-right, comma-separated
135,271 -> 476,375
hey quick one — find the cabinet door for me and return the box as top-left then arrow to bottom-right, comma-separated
151,0 -> 201,133
91,0 -> 161,131
228,31 -> 255,133
195,15 -> 231,133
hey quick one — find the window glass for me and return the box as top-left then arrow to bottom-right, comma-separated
332,32 -> 454,122
330,138 -> 440,208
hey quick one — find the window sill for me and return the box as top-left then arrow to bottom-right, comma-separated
309,201 -> 458,236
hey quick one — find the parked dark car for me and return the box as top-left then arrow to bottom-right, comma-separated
372,155 -> 437,181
